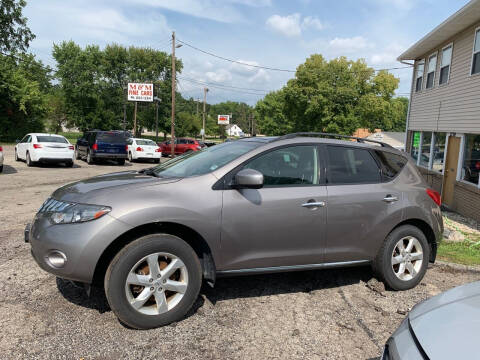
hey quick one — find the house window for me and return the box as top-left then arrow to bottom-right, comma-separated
410,131 -> 420,161
415,61 -> 424,92
461,134 -> 480,186
426,54 -> 437,89
432,133 -> 446,173
472,29 -> 480,75
439,45 -> 452,85
419,132 -> 432,167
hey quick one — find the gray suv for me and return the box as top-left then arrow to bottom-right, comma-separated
26,133 -> 443,329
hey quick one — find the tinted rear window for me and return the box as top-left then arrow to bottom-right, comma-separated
136,139 -> 156,146
327,146 -> 381,184
96,133 -> 126,144
36,136 -> 68,143
374,150 -> 407,181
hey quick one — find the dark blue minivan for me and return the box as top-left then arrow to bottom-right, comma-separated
75,130 -> 128,165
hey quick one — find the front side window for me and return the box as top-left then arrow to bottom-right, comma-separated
419,132 -> 432,168
439,45 -> 452,85
426,54 -> 437,89
461,134 -> 480,186
415,61 -> 424,92
410,131 -> 420,161
244,145 -> 319,187
472,29 -> 480,75
326,146 -> 381,184
432,133 -> 446,172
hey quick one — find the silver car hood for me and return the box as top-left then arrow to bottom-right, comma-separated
52,171 -> 181,203
409,281 -> 480,359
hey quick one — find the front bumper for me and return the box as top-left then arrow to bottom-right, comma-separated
27,213 -> 132,283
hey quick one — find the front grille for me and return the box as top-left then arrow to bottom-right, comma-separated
38,198 -> 74,213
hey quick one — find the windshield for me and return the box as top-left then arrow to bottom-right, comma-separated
36,136 -> 68,143
153,141 -> 260,178
136,139 -> 156,146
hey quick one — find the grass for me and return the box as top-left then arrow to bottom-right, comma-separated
437,240 -> 480,266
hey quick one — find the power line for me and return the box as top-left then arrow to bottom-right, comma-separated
179,77 -> 267,96
176,38 -> 413,73
178,76 -> 270,93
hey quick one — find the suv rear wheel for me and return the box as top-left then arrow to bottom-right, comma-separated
374,225 -> 429,291
104,234 -> 202,329
86,150 -> 94,164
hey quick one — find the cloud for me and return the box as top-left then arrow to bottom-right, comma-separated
130,0 -> 269,23
248,69 -> 270,83
370,43 -> 407,65
328,36 -> 374,53
230,59 -> 260,75
205,69 -> 233,82
266,13 -> 302,37
374,0 -> 415,11
302,16 -> 324,31
266,13 -> 324,38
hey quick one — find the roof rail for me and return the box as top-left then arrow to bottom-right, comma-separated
274,132 -> 393,148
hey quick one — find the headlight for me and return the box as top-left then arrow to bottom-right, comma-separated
39,198 -> 111,224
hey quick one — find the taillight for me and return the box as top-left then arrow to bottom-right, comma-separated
475,161 -> 480,170
136,147 -> 143,151
33,144 -> 42,149
68,145 -> 74,150
0,146 -> 3,152
125,145 -> 129,151
155,148 -> 161,152
426,188 -> 441,206
92,143 -> 98,150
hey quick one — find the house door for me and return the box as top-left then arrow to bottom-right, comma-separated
441,135 -> 461,207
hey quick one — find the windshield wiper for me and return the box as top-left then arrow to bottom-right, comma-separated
138,167 -> 159,177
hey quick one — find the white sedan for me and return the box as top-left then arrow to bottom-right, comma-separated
15,133 -> 75,167
127,138 -> 161,163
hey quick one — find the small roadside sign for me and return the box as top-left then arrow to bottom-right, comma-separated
128,83 -> 154,102
218,115 -> 230,125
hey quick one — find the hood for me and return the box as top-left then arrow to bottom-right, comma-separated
52,170 -> 181,203
409,281 -> 480,359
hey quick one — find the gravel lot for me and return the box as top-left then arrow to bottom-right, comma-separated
1,144 -> 479,359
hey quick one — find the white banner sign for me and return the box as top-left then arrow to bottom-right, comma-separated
128,83 -> 154,102
218,114 -> 230,125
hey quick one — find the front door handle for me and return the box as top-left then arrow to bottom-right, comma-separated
383,195 -> 398,203
302,201 -> 326,208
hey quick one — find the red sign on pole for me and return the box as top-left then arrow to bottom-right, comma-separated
128,83 -> 154,102
218,115 -> 230,125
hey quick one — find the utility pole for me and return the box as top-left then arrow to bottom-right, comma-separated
155,100 -> 159,144
171,31 -> 177,156
123,103 -> 126,132
202,88 -> 209,142
133,101 -> 137,136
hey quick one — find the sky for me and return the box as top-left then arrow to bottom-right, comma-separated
24,0 -> 470,105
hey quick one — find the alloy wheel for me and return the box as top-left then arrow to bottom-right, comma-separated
391,236 -> 423,281
125,252 -> 188,315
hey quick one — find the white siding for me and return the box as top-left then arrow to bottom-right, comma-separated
408,21 -> 480,134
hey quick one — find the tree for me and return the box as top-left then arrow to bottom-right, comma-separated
257,55 -> 407,136
0,53 -> 48,140
0,0 -> 35,54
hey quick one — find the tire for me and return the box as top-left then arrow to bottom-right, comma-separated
128,152 -> 133,162
26,152 -> 33,167
15,149 -> 19,161
374,225 -> 429,291
0,165 -> 3,173
66,160 -> 74,168
75,148 -> 81,160
86,150 -> 94,165
117,158 -> 125,166
104,234 -> 202,329
154,158 -> 160,164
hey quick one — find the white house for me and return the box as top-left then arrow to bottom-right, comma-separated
226,124 -> 244,137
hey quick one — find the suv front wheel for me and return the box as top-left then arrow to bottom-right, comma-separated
374,225 -> 429,291
105,234 -> 202,329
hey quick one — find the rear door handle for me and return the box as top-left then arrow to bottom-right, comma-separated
383,195 -> 398,203
302,201 -> 326,208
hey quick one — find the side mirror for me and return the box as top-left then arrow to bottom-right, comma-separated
15,139 -> 20,143
234,169 -> 264,189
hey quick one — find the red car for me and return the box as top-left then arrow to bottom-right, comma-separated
159,138 -> 203,156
